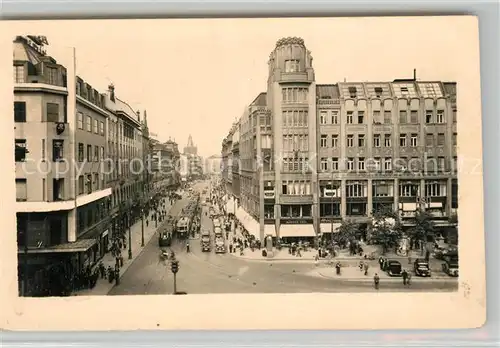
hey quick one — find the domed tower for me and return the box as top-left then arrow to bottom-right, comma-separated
266,37 -> 319,239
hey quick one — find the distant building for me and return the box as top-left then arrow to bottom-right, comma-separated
150,138 -> 180,191
182,135 -> 203,180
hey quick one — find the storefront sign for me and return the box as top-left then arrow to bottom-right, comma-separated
264,219 -> 275,224
280,219 -> 313,225
320,218 -> 342,223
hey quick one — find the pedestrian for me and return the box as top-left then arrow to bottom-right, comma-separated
359,260 -> 364,271
407,273 -> 412,286
402,269 -> 408,286
373,273 -> 380,290
378,256 -> 384,270
364,262 -> 369,276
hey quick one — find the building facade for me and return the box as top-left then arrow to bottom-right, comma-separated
222,37 -> 458,244
150,138 -> 181,192
182,135 -> 203,180
13,36 -> 150,296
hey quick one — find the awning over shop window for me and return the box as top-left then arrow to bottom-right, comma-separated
320,222 -> 341,233
226,198 -> 236,214
399,202 -> 417,211
235,207 -> 246,222
264,224 -> 276,237
18,238 -> 97,254
241,215 -> 260,239
429,202 -> 443,208
279,224 -> 316,238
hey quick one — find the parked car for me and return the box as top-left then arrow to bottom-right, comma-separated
413,258 -> 431,277
442,259 -> 459,277
384,260 -> 402,277
435,245 -> 458,260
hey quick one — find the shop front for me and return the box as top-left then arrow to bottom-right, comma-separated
278,219 -> 316,244
319,218 -> 342,242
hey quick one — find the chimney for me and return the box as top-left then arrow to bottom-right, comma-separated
136,110 -> 141,122
108,83 -> 115,102
413,69 -> 417,81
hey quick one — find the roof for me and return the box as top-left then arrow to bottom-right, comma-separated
250,92 -> 267,107
442,82 -> 457,97
316,84 -> 340,99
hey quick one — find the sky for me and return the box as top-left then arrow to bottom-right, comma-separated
40,17 -> 474,158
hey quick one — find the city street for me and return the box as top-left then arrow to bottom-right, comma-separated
109,181 -> 458,295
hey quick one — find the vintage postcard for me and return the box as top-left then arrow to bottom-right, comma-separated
0,16 -> 486,331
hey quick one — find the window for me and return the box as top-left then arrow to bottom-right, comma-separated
87,144 -> 92,162
320,111 -> 327,124
15,179 -> 27,201
399,134 -> 407,147
320,135 -> 328,148
52,139 -> 64,161
93,119 -> 98,134
453,133 -> 457,146
410,110 -> 418,123
453,109 -> 457,123
438,157 -> 445,171
346,181 -> 366,197
47,67 -> 58,85
373,158 -> 381,171
358,111 -> 364,124
100,146 -> 105,162
384,111 -> 392,124
437,133 -> 445,146
346,111 -> 353,124
425,110 -> 433,123
425,182 -> 443,197
99,121 -> 105,135
374,134 -> 381,147
410,134 -> 418,147
331,135 -> 338,148
384,158 -> 392,171
14,65 -> 25,83
348,87 -> 357,98
347,158 -> 354,171
399,110 -> 407,124
282,87 -> 308,103
358,134 -> 365,147
358,157 -> 365,171
347,135 -> 354,147
41,139 -> 46,160
399,183 -> 419,197
14,101 -> 26,122
373,182 -> 391,197
86,174 -> 92,194
331,157 -> 339,170
436,110 -> 445,123
77,112 -> 84,129
94,173 -> 100,190
53,178 -> 64,201
94,145 -> 99,161
384,134 -> 391,147
77,143 -> 84,162
331,111 -> 339,124
15,139 -> 27,162
452,157 -> 458,172
78,176 -> 84,195
284,59 -> 300,73
321,158 -> 328,171
373,110 -> 381,124
426,133 -> 434,146
46,103 -> 59,122
86,116 -> 92,132
374,87 -> 383,97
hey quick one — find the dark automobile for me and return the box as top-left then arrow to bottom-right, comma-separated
442,259 -> 459,277
384,260 -> 402,277
413,258 -> 431,277
158,232 -> 172,247
435,245 -> 458,260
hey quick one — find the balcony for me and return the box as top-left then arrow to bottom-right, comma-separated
317,98 -> 340,105
263,190 -> 275,199
280,72 -> 309,82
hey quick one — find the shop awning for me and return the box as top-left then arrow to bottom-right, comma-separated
235,206 -> 246,223
241,215 -> 260,239
400,202 -> 417,211
18,239 -> 97,254
226,199 -> 236,214
429,202 -> 443,208
320,222 -> 342,233
279,224 -> 316,238
264,224 -> 276,237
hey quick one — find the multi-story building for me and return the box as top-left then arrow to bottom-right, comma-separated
14,36 -> 113,296
223,37 -> 458,245
182,135 -> 203,180
150,138 -> 180,192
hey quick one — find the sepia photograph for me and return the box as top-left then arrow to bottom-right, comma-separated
0,17 -> 485,330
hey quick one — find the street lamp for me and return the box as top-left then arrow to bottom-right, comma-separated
128,202 -> 132,259
141,196 -> 145,247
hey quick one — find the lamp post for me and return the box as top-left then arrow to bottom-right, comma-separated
141,198 -> 145,247
330,171 -> 335,246
128,204 -> 132,259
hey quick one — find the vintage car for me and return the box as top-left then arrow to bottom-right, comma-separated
384,260 -> 403,277
434,245 -> 458,260
214,227 -> 223,236
214,236 -> 226,254
413,258 -> 431,277
201,236 -> 211,252
158,231 -> 172,247
442,259 -> 459,277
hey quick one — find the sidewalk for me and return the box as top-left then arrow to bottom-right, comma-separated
75,198 -> 173,296
311,265 -> 456,282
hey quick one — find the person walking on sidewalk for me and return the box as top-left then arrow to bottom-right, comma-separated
364,262 -> 370,276
378,256 -> 384,270
402,269 -> 408,286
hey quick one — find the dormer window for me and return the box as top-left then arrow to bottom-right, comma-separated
374,87 -> 383,97
348,87 -> 357,98
285,59 -> 300,73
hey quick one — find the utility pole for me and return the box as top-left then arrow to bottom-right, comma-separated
128,211 -> 132,260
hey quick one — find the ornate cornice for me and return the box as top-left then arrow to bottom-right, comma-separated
276,37 -> 305,48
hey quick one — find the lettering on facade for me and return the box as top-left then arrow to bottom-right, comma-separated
280,219 -> 313,225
